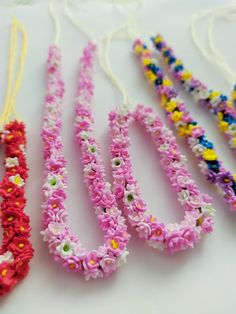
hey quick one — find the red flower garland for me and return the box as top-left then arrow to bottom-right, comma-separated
0,120 -> 34,296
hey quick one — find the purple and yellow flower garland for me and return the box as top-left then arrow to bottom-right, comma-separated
133,39 -> 236,211
152,35 -> 236,151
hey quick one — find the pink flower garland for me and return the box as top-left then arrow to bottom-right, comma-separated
41,43 -> 130,280
109,105 -> 214,254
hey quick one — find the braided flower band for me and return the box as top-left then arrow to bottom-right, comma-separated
0,121 -> 33,296
133,39 -> 236,211
41,43 -> 130,280
152,34 -> 236,152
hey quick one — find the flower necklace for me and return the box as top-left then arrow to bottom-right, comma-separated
152,35 -> 236,153
133,39 -> 236,211
41,40 -> 130,279
0,18 -> 34,296
96,24 -> 215,254
109,105 -> 214,254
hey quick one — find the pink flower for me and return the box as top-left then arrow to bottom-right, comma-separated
165,232 -> 188,254
150,223 -> 166,242
136,221 -> 151,239
201,216 -> 213,233
83,252 -> 99,270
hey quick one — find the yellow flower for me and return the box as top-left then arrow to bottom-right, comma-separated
143,58 -> 152,66
163,79 -> 172,86
134,44 -> 142,55
166,100 -> 177,112
232,91 -> 236,100
202,149 -> 217,161
230,138 -> 236,148
217,112 -> 223,121
146,70 -> 156,81
171,111 -> 183,122
227,100 -> 233,108
233,174 -> 236,180
209,91 -> 220,99
154,35 -> 163,43
161,95 -> 168,107
175,60 -> 182,66
219,120 -> 229,132
178,126 -> 188,137
180,71 -> 192,81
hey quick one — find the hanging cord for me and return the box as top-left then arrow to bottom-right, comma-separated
49,1 -> 61,45
0,17 -> 28,125
64,0 -> 141,111
191,4 -> 236,86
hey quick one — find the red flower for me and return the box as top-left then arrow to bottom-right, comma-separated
1,197 -> 26,211
1,209 -> 21,227
15,251 -> 33,278
15,220 -> 31,236
2,227 -> 15,246
8,236 -> 31,257
0,262 -> 16,292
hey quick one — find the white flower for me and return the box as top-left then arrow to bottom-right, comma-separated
166,223 -> 180,232
159,143 -> 170,152
0,251 -> 14,264
111,157 -> 123,168
198,160 -> 208,174
192,143 -> 206,157
183,79 -> 192,91
177,189 -> 190,205
88,144 -> 97,154
226,125 -> 236,136
210,97 -> 221,107
46,174 -> 64,189
145,115 -> 156,125
201,204 -> 215,216
146,240 -> 164,250
178,175 -> 193,186
188,137 -> 199,148
5,157 -> 19,168
56,240 -> 75,258
80,131 -> 90,140
124,190 -> 136,204
9,174 -> 24,187
117,250 -> 129,267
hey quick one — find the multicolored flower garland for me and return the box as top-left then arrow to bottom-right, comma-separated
109,104 -> 214,254
0,18 -> 33,297
41,42 -> 130,280
133,39 -> 236,211
152,35 -> 236,151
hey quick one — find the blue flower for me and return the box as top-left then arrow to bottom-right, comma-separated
199,136 -> 213,149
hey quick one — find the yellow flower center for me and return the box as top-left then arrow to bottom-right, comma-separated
7,215 -> 14,222
111,239 -> 119,250
1,269 -> 8,277
18,243 -> 25,249
7,187 -> 12,193
69,263 -> 75,269
89,259 -> 95,265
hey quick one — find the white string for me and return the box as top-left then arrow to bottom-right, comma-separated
49,1 -> 61,45
191,3 -> 236,86
98,24 -> 131,109
208,6 -> 236,85
64,0 -> 96,42
64,0 -> 140,110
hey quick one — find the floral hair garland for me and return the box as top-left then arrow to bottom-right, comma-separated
0,18 -> 34,297
109,104 -> 214,254
152,35 -> 236,152
41,42 -> 130,280
133,39 -> 236,211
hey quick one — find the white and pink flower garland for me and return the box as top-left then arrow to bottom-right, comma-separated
109,104 -> 215,254
41,42 -> 130,280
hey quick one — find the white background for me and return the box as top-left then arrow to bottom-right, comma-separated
0,0 -> 236,313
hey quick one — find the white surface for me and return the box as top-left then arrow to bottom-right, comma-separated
0,0 -> 236,313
